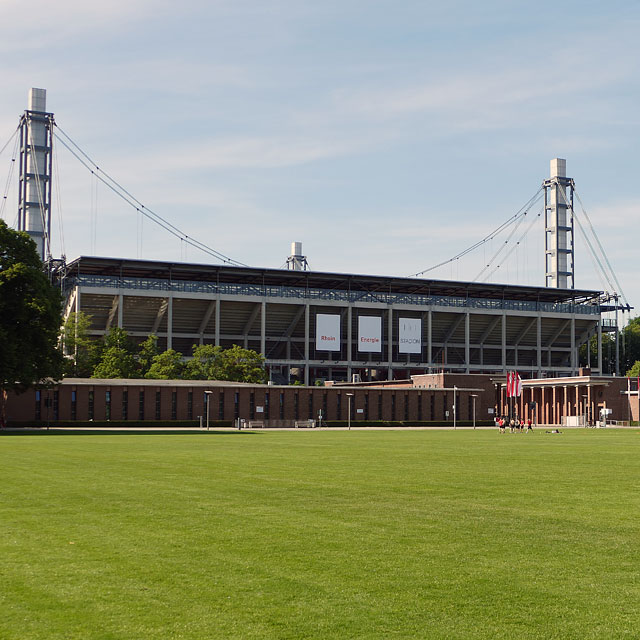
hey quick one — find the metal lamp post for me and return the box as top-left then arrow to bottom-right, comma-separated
453,386 -> 457,430
471,394 -> 478,429
346,393 -> 354,430
204,391 -> 212,430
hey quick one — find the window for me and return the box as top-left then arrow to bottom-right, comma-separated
294,393 -> 299,420
105,391 -> 111,421
336,394 -> 342,420
71,390 -> 77,421
308,393 -> 313,419
250,392 -> 255,420
364,393 -> 369,421
404,393 -> 409,421
138,390 -> 144,420
322,393 -> 328,421
187,391 -> 193,420
265,392 -> 270,419
378,393 -> 382,420
443,394 -> 448,420
35,390 -> 41,420
171,391 -> 177,420
430,394 -> 435,420
391,394 -> 396,421
279,392 -> 284,419
417,394 -> 422,421
155,391 -> 161,420
88,391 -> 95,420
234,392 -> 240,419
122,389 -> 128,420
218,391 -> 225,420
53,391 -> 59,421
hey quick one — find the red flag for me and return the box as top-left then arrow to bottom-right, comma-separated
507,371 -> 513,398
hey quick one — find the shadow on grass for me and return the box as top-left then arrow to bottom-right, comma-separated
0,428 -> 259,437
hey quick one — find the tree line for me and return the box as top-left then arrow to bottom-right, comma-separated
61,312 -> 268,383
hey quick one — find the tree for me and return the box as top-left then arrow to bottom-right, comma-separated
184,343 -> 267,383
626,361 -> 640,378
146,349 -> 185,379
0,221 -> 63,425
60,311 -> 100,377
621,317 -> 640,375
218,344 -> 268,384
92,327 -> 136,379
137,334 -> 159,377
184,344 -> 223,380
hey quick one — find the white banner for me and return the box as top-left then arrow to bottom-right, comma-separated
316,314 -> 341,351
358,316 -> 382,352
398,317 -> 422,354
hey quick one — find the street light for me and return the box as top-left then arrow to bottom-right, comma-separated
453,385 -> 457,430
582,394 -> 589,427
346,393 -> 354,430
471,394 -> 478,429
204,390 -> 212,431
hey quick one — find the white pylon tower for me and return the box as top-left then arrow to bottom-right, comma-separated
544,158 -> 575,289
286,241 -> 309,271
17,88 -> 54,261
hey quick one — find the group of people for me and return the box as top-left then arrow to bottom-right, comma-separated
495,416 -> 533,434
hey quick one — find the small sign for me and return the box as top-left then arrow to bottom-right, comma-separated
356,409 -> 364,414
445,411 -> 449,417
487,408 -> 494,415
256,406 -> 264,413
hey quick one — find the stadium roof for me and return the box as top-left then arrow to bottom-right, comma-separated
63,256 -> 602,305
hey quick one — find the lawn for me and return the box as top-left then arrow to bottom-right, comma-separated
1,428 -> 639,639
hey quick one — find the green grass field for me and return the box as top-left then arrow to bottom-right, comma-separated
2,428 -> 639,639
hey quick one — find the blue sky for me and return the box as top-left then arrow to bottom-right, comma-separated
0,0 -> 638,315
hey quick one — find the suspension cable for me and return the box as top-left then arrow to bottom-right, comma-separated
409,187 -> 543,278
573,189 -> 630,309
0,129 -> 19,221
473,190 -> 543,282
0,126 -> 19,159
53,124 -> 248,267
479,204 -> 543,282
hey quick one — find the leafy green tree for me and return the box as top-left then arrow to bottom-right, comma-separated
61,311 -> 100,377
0,221 -> 64,425
137,334 -> 159,377
218,344 -> 268,384
621,317 -> 640,375
184,344 -> 223,380
626,361 -> 640,378
92,327 -> 136,378
146,349 -> 185,379
184,344 -> 267,383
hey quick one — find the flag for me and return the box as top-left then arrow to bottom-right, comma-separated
515,372 -> 522,397
507,371 -> 513,398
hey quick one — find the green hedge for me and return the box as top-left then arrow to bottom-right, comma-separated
324,420 -> 494,428
6,420 -> 233,429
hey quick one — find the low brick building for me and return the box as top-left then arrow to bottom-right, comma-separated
4,373 -> 637,427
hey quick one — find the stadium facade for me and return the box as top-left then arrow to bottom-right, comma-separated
60,256 -> 606,385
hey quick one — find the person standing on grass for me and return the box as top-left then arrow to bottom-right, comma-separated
510,418 -> 515,433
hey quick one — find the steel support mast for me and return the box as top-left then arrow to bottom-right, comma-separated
544,158 -> 575,289
17,88 -> 54,261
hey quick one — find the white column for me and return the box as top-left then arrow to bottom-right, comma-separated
501,314 -> 507,373
260,301 -> 266,356
166,296 -> 173,350
304,304 -> 310,386
464,312 -> 470,374
214,298 -> 220,346
117,293 -> 124,328
570,317 -> 576,373
536,316 -> 542,375
387,307 -> 393,380
427,310 -> 432,369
